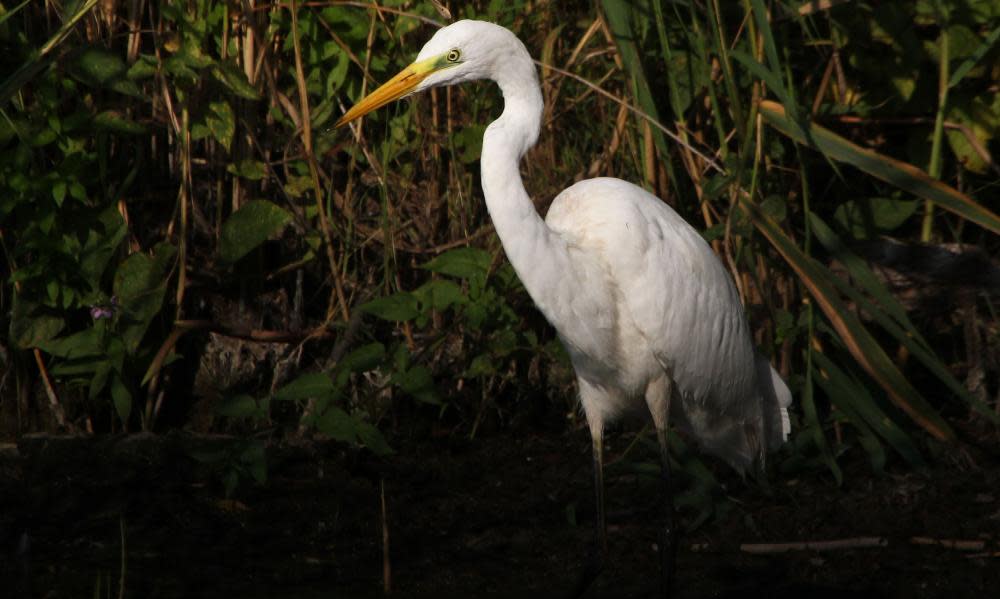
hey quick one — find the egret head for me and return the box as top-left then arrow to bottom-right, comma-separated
335,20 -> 523,128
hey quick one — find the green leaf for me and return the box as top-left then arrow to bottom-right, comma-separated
52,181 -> 67,204
110,374 -> 132,425
463,354 -> 496,378
760,195 -> 787,222
453,124 -> 486,163
89,360 -> 112,401
393,365 -> 441,405
73,46 -> 125,84
274,372 -> 335,401
948,23 -> 1000,88
72,46 -> 142,96
315,407 -> 357,443
241,441 -> 268,484
79,206 -> 128,285
356,421 -> 393,456
212,62 -> 261,100
359,293 -> 420,322
422,247 -> 491,279
206,101 -> 235,152
226,159 -> 267,181
38,328 -> 103,359
126,55 -> 157,80
944,96 -> 996,175
10,301 -> 64,349
219,200 -> 292,263
0,0 -> 97,106
338,342 -> 386,374
833,197 -> 918,237
113,243 -> 176,353
93,110 -> 147,135
215,394 -> 265,418
414,279 -> 466,311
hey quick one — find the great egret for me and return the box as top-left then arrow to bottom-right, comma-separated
336,20 -> 792,596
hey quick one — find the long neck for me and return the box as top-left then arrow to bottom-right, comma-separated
480,47 -> 572,318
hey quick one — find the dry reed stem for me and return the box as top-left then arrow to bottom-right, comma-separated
289,0 -> 350,322
910,537 -> 987,551
538,62 -> 723,174
741,537 -> 888,553
380,478 -> 392,594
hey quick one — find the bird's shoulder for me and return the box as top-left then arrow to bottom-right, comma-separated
546,177 -> 662,222
544,177 -> 703,257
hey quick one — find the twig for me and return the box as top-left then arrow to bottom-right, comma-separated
142,319 -> 340,397
380,477 -> 392,595
910,537 -> 986,551
740,537 -> 888,553
537,61 -> 725,176
33,349 -> 70,430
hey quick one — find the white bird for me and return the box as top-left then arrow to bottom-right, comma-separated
336,20 -> 792,596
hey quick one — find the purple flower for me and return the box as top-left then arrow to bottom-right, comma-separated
90,306 -> 113,319
90,296 -> 119,320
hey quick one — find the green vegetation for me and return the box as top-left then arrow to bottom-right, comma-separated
2,1 -> 998,491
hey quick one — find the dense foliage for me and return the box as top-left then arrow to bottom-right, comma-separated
2,0 -> 998,491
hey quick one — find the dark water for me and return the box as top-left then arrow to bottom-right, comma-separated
2,433 -> 997,598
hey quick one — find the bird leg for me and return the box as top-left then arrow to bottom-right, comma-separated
592,432 -> 608,556
568,429 -> 607,598
645,374 -> 675,598
655,426 -> 676,598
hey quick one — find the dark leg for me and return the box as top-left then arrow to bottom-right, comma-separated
568,431 -> 607,598
655,427 -> 676,598
644,374 -> 675,598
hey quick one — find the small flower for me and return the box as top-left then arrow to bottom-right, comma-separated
90,296 -> 119,320
90,306 -> 114,319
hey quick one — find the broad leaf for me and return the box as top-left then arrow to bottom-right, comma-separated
113,242 -> 175,352
422,247 -> 491,279
274,372 -> 335,401
359,293 -> 420,322
219,200 -> 291,264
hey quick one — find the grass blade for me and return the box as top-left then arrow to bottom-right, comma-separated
742,199 -> 955,441
759,100 -> 1000,235
599,0 -> 670,161
0,0 -> 98,106
948,23 -> 1000,89
812,351 -> 924,468
809,214 -> 1000,423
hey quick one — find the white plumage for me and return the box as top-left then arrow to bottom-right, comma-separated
543,177 -> 791,471
337,19 -> 792,593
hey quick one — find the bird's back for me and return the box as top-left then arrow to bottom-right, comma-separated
546,178 -> 790,472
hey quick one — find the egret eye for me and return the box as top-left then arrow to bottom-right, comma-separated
446,49 -> 461,62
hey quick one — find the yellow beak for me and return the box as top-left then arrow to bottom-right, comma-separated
335,57 -> 441,128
